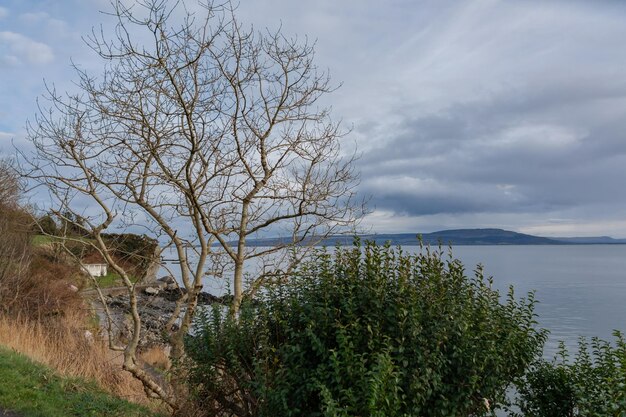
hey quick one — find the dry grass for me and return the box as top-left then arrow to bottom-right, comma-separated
0,206 -> 171,413
140,345 -> 172,372
0,248 -> 161,406
0,312 -> 155,407
1,249 -> 86,318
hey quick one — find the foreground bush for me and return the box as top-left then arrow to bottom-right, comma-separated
186,242 -> 546,417
513,333 -> 626,417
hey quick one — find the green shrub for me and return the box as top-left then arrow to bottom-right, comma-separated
513,332 -> 626,417
186,242 -> 546,417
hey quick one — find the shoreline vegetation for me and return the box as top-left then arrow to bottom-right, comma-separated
0,230 -> 168,415
2,174 -> 626,416
2,179 -> 626,416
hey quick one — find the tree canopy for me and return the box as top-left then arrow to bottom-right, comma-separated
22,0 -> 360,409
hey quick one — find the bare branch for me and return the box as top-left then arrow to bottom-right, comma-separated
21,0 -> 363,409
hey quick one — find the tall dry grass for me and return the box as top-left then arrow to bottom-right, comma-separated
0,183 -> 168,412
1,242 -> 157,406
0,207 -> 151,405
0,311 -> 154,406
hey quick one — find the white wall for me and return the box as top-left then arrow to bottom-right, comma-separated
83,264 -> 108,277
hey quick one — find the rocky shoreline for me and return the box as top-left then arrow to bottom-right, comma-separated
90,277 -> 230,349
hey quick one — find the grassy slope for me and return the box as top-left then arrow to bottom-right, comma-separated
94,271 -> 125,288
31,235 -> 138,288
0,347 -> 161,417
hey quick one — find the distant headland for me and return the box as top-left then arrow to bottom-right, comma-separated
244,228 -> 626,247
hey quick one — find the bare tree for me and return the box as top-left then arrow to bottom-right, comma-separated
23,0 -> 360,410
0,159 -> 31,313
0,158 -> 20,208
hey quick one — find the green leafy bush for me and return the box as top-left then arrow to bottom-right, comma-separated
513,332 -> 626,417
186,242 -> 546,417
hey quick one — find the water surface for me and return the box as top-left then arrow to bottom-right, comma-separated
161,244 -> 626,357
436,245 -> 626,356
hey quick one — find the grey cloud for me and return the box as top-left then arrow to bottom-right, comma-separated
357,69 -> 626,218
5,0 -> 626,235
361,179 -> 537,216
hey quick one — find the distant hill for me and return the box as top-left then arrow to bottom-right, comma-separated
553,236 -> 626,244
418,228 -> 561,245
243,228 -> 626,246
303,229 -> 560,246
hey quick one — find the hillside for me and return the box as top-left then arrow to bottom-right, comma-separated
553,236 -> 626,244
418,228 -> 560,245
0,347 -> 159,417
243,228 -> 626,246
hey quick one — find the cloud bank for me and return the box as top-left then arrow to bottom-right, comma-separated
4,0 -> 626,236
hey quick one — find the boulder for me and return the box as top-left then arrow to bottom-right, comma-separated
144,286 -> 160,295
157,275 -> 177,290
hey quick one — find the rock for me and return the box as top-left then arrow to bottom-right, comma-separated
157,275 -> 176,284
68,284 -> 79,292
157,275 -> 177,290
93,286 -> 228,352
147,297 -> 169,311
159,287 -> 186,302
144,286 -> 160,295
197,292 -> 221,304
141,246 -> 163,284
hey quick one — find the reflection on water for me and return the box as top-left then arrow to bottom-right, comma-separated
160,245 -> 626,358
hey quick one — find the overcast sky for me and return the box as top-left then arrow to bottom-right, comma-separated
2,0 -> 626,237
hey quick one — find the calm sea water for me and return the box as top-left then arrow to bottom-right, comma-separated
436,245 -> 626,357
162,245 -> 626,357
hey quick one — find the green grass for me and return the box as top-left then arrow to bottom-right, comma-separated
89,272 -> 140,289
0,347 -> 161,417
94,271 -> 123,288
31,235 -> 140,289
32,235 -> 57,246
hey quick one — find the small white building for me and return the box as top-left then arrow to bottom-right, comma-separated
83,263 -> 108,277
